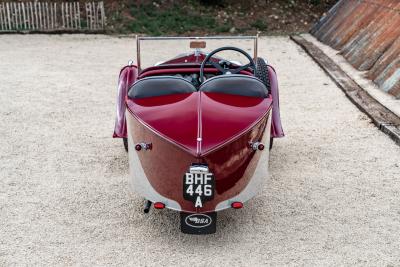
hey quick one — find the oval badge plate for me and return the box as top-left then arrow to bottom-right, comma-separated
185,214 -> 212,228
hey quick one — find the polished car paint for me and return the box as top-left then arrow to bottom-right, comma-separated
126,92 -> 272,213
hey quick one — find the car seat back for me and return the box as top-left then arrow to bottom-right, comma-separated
128,76 -> 196,99
199,75 -> 268,98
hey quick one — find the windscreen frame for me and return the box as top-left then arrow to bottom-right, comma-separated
136,35 -> 259,72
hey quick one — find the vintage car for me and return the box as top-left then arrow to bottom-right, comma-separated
113,36 -> 284,234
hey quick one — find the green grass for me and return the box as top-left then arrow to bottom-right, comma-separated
250,19 -> 268,31
128,2 -> 221,35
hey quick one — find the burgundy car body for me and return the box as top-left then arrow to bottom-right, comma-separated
113,37 -> 284,233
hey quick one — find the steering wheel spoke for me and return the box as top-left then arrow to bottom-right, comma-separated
231,63 -> 252,74
200,47 -> 256,83
210,61 -> 226,74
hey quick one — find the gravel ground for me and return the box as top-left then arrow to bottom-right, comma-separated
1,35 -> 400,266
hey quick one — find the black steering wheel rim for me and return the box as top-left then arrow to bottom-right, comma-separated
199,46 -> 256,83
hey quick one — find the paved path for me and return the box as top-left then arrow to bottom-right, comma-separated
0,35 -> 399,266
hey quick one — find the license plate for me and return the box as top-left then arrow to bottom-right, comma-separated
183,164 -> 215,208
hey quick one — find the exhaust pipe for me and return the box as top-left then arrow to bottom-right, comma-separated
144,200 -> 152,213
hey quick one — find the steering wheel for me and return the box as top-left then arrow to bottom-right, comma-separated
199,46 -> 256,83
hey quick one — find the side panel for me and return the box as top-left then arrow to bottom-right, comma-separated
113,65 -> 138,138
215,113 -> 272,211
202,112 -> 271,212
126,114 -> 182,210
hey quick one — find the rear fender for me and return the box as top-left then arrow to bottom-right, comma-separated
113,65 -> 138,138
268,66 -> 285,138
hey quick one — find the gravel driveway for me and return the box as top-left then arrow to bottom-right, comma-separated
1,35 -> 399,266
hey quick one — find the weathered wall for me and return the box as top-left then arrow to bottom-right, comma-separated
311,0 -> 400,98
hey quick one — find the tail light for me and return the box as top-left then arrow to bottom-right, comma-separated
231,202 -> 243,209
154,202 -> 165,209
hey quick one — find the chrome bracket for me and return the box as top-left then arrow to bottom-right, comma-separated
135,142 -> 152,151
249,141 -> 265,151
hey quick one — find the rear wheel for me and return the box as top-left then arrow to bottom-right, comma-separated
123,137 -> 128,152
255,57 -> 271,95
